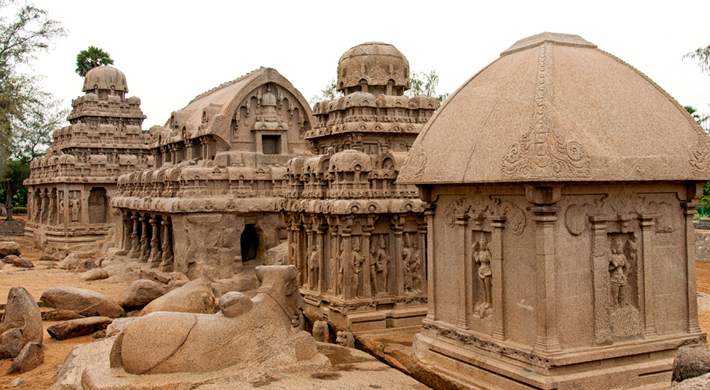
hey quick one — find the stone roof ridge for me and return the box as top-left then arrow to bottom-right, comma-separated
501,32 -> 597,57
189,67 -> 265,104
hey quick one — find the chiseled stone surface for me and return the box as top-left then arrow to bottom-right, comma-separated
41,287 -> 125,318
401,32 -> 710,390
7,342 -> 44,374
110,67 -> 313,281
284,42 -> 433,333
139,278 -> 215,315
24,66 -> 152,257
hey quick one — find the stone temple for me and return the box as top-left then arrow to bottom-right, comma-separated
284,42 -> 437,332
111,67 -> 312,280
399,32 -> 709,389
24,66 -> 152,255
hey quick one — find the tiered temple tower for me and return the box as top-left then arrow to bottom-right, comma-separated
24,66 -> 151,255
284,42 -> 437,332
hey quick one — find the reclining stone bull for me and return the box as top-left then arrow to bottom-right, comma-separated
110,265 -> 317,374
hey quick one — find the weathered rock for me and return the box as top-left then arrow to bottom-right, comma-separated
139,268 -> 171,284
313,320 -> 330,343
265,241 -> 288,265
52,250 -> 68,260
211,271 -> 259,297
47,316 -> 113,340
50,336 -> 115,390
12,258 -> 34,268
219,291 -> 252,318
336,331 -> 355,348
674,347 -> 710,382
11,378 -> 24,387
141,278 -> 216,315
2,254 -> 17,264
42,310 -> 84,321
673,371 -> 710,389
40,287 -> 125,318
92,330 -> 106,339
0,286 -> 42,359
76,258 -> 97,272
81,268 -> 109,281
0,241 -> 21,257
7,342 -> 43,374
167,272 -> 190,290
58,253 -> 79,270
118,279 -> 167,309
38,251 -> 56,261
105,317 -> 138,337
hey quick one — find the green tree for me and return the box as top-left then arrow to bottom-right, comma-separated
406,70 -> 449,108
0,1 -> 66,219
685,105 -> 710,133
309,79 -> 342,105
75,46 -> 114,77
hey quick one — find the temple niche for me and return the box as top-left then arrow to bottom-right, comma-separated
399,32 -> 709,389
283,42 -> 437,332
111,68 -> 312,281
24,66 -> 152,255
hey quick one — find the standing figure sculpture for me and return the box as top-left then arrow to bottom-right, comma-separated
309,243 -> 320,290
371,235 -> 389,295
609,237 -> 628,309
337,241 -> 345,296
473,237 -> 492,318
405,237 -> 422,293
351,237 -> 364,297
69,194 -> 81,223
57,197 -> 64,225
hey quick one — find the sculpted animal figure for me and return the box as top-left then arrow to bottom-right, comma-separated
110,265 -> 313,374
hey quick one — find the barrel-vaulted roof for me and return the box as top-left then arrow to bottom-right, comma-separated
399,32 -> 710,184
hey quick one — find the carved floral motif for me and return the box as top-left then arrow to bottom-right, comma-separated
443,196 -> 526,235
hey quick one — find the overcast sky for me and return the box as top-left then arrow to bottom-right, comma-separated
23,0 -> 710,129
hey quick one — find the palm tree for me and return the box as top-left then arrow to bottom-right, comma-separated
75,46 -> 114,77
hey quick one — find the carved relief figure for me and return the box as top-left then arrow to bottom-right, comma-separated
69,193 -> 81,223
371,235 -> 389,295
404,234 -> 422,293
309,243 -> 320,289
609,237 -> 629,309
337,241 -> 345,296
351,237 -> 364,297
57,193 -> 64,225
473,237 -> 493,318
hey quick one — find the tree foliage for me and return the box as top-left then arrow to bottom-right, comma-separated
309,70 -> 450,108
685,105 -> 710,133
406,70 -> 449,108
75,45 -> 113,77
684,43 -> 710,75
0,1 -> 66,219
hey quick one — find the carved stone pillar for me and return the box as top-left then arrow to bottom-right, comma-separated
139,215 -> 150,262
532,205 -> 562,352
491,215 -> 507,341
160,219 -> 174,272
590,217 -> 611,346
306,228 -> 313,291
683,186 -> 703,334
149,217 -> 161,268
128,214 -> 141,258
456,213 -> 470,330
40,191 -> 48,224
638,214 -> 656,336
425,207 -> 436,320
362,215 -> 375,299
48,191 -> 57,225
342,216 -> 354,301
393,216 -> 405,297
316,224 -> 325,294
123,213 -> 132,252
328,219 -> 339,295
418,222 -> 427,294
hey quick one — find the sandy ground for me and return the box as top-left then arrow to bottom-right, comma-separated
2,226 -> 710,389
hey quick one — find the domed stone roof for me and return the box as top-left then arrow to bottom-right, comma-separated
399,32 -> 710,184
337,42 -> 409,92
83,66 -> 128,93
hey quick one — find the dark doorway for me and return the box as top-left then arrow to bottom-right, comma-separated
241,224 -> 258,261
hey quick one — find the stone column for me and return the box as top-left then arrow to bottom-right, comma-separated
160,219 -> 174,272
456,213 -> 470,330
362,216 -> 374,298
40,191 -> 48,224
123,213 -> 132,252
418,222 -> 427,294
342,217 -> 354,301
317,224 -> 325,294
149,217 -> 162,268
128,214 -> 141,258
638,214 -> 656,336
683,190 -> 703,334
139,215 -> 150,262
425,207 -> 436,320
49,191 -> 57,225
306,228 -> 313,291
393,217 -> 405,297
491,215 -> 507,341
531,205 -> 562,353
328,220 -> 339,295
